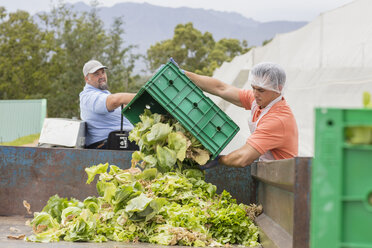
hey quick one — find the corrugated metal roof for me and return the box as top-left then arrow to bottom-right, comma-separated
0,99 -> 47,142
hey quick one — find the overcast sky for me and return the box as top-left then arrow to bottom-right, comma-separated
0,0 -> 354,22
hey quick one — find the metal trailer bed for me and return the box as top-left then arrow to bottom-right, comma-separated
0,146 -> 311,248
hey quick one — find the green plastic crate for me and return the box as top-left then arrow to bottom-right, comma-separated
311,108 -> 372,248
122,61 -> 240,159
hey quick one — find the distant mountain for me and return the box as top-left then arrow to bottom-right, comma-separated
63,2 -> 307,72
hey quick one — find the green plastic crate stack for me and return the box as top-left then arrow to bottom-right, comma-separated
311,108 -> 372,248
122,61 -> 240,159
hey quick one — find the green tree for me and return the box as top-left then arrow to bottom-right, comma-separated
202,38 -> 251,75
146,22 -> 251,76
37,1 -> 140,118
0,1 -> 141,118
104,17 -> 142,94
0,7 -> 53,99
38,4 -> 107,118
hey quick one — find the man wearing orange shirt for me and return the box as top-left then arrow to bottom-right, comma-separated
183,62 -> 298,168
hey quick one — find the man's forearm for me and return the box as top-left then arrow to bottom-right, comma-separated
185,71 -> 242,107
219,143 -> 261,168
185,71 -> 225,96
106,93 -> 136,111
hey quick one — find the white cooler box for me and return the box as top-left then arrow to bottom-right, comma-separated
38,118 -> 86,148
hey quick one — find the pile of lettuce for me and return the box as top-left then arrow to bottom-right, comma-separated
129,109 -> 211,171
27,164 -> 259,246
26,110 -> 260,247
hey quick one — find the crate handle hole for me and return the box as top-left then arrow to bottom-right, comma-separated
216,126 -> 222,131
145,104 -> 151,110
327,120 -> 333,126
193,102 -> 198,108
368,192 -> 372,206
169,80 -> 174,85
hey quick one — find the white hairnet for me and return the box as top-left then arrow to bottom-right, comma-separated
248,62 -> 286,93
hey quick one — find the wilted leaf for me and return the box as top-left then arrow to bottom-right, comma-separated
244,204 -> 263,221
61,207 -> 82,225
30,212 -> 60,234
7,234 -> 25,240
124,167 -> 142,175
189,148 -> 210,165
23,200 -> 31,214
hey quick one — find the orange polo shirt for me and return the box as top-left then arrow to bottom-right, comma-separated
239,89 -> 298,160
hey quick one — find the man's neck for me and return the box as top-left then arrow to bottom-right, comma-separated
259,94 -> 282,109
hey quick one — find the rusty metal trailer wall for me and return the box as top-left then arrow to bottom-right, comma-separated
0,146 -> 256,216
204,165 -> 255,205
251,157 -> 311,248
0,146 -> 133,215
